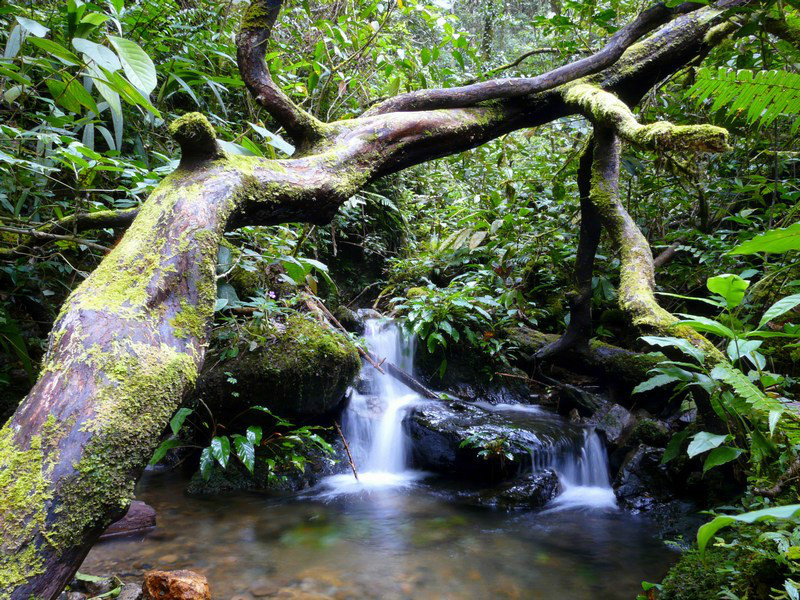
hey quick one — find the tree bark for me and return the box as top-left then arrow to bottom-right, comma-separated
0,1 -> 754,597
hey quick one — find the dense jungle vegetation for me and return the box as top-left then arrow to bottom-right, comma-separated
2,0 -> 800,597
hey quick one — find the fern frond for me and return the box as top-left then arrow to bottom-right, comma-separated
711,362 -> 800,443
689,68 -> 800,133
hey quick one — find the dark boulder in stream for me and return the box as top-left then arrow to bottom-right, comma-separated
614,444 -> 676,511
192,314 -> 360,419
403,400 -> 590,484
456,470 -> 562,510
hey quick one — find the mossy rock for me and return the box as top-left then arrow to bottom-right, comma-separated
196,314 -> 360,419
659,548 -> 729,600
629,418 -> 670,447
186,439 -> 341,495
659,544 -> 785,600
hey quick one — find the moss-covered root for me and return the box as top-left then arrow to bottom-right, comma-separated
564,82 -> 730,153
590,126 -> 724,361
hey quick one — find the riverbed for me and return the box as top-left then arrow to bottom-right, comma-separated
81,470 -> 676,599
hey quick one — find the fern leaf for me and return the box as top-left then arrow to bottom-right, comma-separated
689,68 -> 800,130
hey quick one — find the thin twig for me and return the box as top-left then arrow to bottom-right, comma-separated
335,421 -> 359,480
0,226 -> 110,252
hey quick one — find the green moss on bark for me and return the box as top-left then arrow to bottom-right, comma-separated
51,342 -> 197,550
0,416 -> 69,596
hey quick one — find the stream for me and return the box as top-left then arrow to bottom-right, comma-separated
81,319 -> 678,598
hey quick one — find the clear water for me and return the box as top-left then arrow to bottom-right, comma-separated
81,472 -> 677,599
81,319 -> 678,596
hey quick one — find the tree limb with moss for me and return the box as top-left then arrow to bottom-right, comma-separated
0,0 -> 772,597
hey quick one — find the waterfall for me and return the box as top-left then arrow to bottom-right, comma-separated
320,319 -> 425,494
320,318 -> 616,510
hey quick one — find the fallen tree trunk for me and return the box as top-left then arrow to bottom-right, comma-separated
507,326 -> 662,385
0,0 -> 758,596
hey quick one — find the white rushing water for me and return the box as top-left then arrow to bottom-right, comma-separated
319,319 -> 426,495
320,318 -> 616,509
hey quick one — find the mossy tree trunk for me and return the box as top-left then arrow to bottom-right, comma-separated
0,0 -> 757,597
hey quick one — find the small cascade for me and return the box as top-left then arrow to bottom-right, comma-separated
321,318 -> 616,509
321,319 -> 425,494
448,399 -> 617,510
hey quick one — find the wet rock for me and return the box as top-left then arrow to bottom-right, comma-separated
592,404 -> 636,447
101,500 -> 156,540
332,305 -> 364,334
142,570 -> 210,600
69,574 -> 122,597
613,444 -> 674,511
404,400 -> 586,483
118,583 -> 143,600
457,470 -> 562,510
59,593 -> 87,600
628,417 -> 670,447
193,314 -> 360,419
249,580 -> 280,596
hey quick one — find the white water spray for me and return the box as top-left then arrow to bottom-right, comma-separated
321,319 -> 425,494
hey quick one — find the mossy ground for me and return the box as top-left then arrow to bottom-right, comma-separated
659,544 -> 785,600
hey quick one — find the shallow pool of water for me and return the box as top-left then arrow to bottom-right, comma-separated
82,471 -> 677,599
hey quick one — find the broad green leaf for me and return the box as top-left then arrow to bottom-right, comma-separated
702,446 -> 743,472
87,63 -> 122,118
726,339 -> 762,362
698,504 -> 800,554
107,35 -> 157,95
73,37 -> 121,72
149,437 -> 183,465
687,431 -> 728,457
46,78 -> 98,114
109,70 -> 160,115
640,335 -> 705,363
676,314 -> 736,339
80,12 -> 110,26
246,426 -> 262,446
632,373 -> 681,394
661,430 -> 690,464
233,435 -> 255,473
729,223 -> 800,255
200,447 -> 214,480
28,37 -> 81,65
170,407 -> 192,436
210,436 -> 231,469
759,293 -> 800,329
249,122 -> 295,156
16,16 -> 49,38
707,274 -> 749,308
769,409 -> 782,436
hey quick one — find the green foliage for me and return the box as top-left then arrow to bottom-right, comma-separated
689,68 -> 800,133
390,278 -> 515,376
151,402 -> 334,484
698,504 -> 800,555
459,432 -> 514,462
731,223 -> 800,255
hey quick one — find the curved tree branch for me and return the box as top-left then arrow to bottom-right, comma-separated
587,125 -> 724,360
236,0 -> 329,147
564,82 -> 730,152
364,1 -> 706,115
